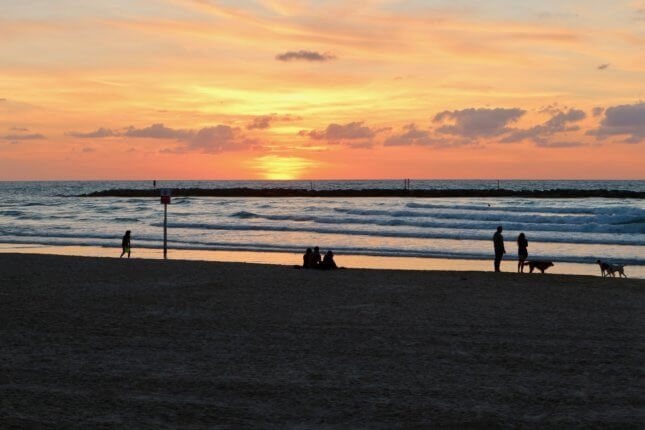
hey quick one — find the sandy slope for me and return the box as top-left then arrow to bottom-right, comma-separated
0,253 -> 643,428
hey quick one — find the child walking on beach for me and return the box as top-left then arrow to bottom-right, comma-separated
120,230 -> 131,258
493,226 -> 505,272
517,233 -> 528,273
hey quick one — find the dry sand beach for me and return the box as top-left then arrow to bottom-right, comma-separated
1,253 -> 643,428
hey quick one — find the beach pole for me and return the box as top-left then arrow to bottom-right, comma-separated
160,189 -> 171,259
163,203 -> 167,259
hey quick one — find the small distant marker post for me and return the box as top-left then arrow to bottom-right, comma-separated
160,188 -> 171,259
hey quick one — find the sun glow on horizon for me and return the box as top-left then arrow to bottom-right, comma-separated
250,155 -> 319,180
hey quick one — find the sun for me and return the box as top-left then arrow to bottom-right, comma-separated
250,155 -> 318,180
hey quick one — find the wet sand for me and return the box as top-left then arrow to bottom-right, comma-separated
4,243 -> 642,278
1,253 -> 643,427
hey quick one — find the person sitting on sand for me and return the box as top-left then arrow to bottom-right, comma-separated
319,250 -> 338,270
493,226 -> 505,272
312,246 -> 322,268
120,230 -> 131,258
517,233 -> 528,273
303,248 -> 313,268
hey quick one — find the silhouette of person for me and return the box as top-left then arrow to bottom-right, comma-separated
120,230 -> 131,258
312,246 -> 322,268
517,233 -> 528,273
153,180 -> 156,188
493,226 -> 505,272
303,248 -> 313,268
320,250 -> 338,270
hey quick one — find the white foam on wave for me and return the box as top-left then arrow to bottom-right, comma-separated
230,210 -> 645,235
405,201 -> 642,215
149,221 -> 645,246
333,207 -> 645,229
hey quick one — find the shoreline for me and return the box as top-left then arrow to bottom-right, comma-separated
80,187 -> 645,198
2,243 -> 644,278
1,253 -> 643,426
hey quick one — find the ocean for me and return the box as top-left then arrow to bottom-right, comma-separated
1,180 -> 644,276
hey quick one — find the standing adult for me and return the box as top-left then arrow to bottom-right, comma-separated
493,226 -> 505,272
517,233 -> 528,273
120,230 -> 131,258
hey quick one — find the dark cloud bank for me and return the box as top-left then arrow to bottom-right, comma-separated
275,50 -> 336,62
303,103 -> 644,149
65,103 -> 644,153
247,114 -> 301,130
433,108 -> 525,138
68,123 -> 256,153
501,108 -> 586,145
2,133 -> 45,141
587,102 -> 645,143
299,122 -> 389,148
67,128 -> 116,138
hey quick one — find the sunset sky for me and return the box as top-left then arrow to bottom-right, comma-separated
1,0 -> 644,180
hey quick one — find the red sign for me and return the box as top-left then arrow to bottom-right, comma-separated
160,188 -> 171,204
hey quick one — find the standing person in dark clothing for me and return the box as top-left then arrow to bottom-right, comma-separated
493,226 -> 505,272
312,246 -> 322,268
120,230 -> 131,258
517,233 -> 528,273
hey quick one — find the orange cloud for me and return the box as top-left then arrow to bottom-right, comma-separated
0,0 -> 643,179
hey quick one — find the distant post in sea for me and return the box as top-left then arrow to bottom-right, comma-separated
160,189 -> 171,259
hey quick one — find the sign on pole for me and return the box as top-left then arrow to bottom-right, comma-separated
160,189 -> 171,259
160,188 -> 171,205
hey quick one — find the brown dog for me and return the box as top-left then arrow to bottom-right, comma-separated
528,260 -> 554,273
597,260 -> 611,277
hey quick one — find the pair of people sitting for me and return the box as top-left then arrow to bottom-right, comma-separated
303,246 -> 337,270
